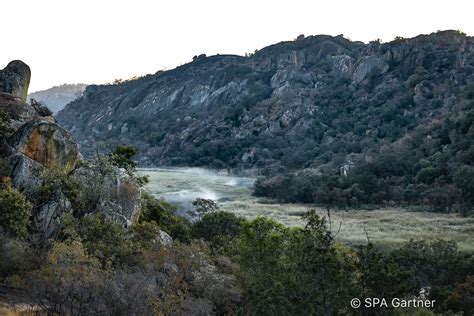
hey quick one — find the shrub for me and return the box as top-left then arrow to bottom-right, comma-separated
192,211 -> 244,243
0,177 -> 32,237
0,235 -> 35,280
140,192 -> 192,242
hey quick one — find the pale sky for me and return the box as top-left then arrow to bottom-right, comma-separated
2,0 -> 473,92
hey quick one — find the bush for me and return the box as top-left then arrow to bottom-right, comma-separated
192,211 -> 244,243
0,235 -> 35,280
0,177 -> 32,237
140,192 -> 192,242
63,214 -> 135,267
24,241 -> 158,315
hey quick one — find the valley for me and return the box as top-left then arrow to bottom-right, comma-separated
142,168 -> 474,251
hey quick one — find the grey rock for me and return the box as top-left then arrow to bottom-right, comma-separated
353,56 -> 389,83
72,167 -> 142,226
158,230 -> 173,247
54,32 -> 474,171
0,60 -> 31,102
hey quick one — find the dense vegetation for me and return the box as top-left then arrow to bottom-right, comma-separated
56,31 -> 474,215
1,194 -> 473,314
0,134 -> 472,314
255,85 -> 474,215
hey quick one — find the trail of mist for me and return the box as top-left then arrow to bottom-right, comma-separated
140,167 -> 255,217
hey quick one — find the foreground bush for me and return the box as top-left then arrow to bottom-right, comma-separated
0,177 -> 32,237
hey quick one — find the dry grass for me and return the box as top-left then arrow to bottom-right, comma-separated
141,168 -> 474,252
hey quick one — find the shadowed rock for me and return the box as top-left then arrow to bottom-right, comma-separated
0,60 -> 31,102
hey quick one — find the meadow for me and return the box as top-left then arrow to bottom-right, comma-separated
141,168 -> 474,252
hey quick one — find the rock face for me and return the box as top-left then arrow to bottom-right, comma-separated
72,166 -> 142,227
0,60 -> 31,102
11,118 -> 80,172
56,30 -> 474,172
353,56 -> 389,83
0,60 -> 142,237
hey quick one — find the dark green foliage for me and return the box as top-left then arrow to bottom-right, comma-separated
357,242 -> 409,300
72,214 -> 135,267
237,211 -> 474,314
0,235 -> 36,280
255,89 -> 474,215
192,211 -> 243,243
453,165 -> 474,215
390,240 -> 474,313
0,178 -> 32,237
140,192 -> 192,242
238,211 -> 359,314
109,145 -> 148,186
109,145 -> 137,169
188,198 -> 219,218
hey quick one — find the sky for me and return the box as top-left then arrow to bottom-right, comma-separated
2,0 -> 473,92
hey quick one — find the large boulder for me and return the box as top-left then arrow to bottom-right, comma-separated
0,95 -> 38,131
353,56 -> 389,83
0,60 -> 31,102
9,118 -> 81,172
72,166 -> 142,227
100,175 -> 142,227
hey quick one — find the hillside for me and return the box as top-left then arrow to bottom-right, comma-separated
29,83 -> 87,114
1,59 -> 473,315
57,30 -> 473,173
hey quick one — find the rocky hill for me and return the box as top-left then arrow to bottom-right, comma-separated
0,61 -> 142,237
28,83 -> 87,114
56,30 -> 474,173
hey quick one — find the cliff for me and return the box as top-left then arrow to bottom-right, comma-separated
56,30 -> 474,173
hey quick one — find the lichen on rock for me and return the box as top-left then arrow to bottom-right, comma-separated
0,60 -> 31,102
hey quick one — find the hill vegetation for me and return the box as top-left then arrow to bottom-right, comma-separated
56,31 -> 474,214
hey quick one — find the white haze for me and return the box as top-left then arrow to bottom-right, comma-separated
140,167 -> 255,217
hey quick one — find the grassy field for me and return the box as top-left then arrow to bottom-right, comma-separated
141,168 -> 474,252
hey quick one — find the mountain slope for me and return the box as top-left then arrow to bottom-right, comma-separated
29,83 -> 87,114
57,30 -> 474,173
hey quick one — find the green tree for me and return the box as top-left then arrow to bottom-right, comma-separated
140,192 -> 191,242
110,145 -> 138,169
0,177 -> 32,237
287,210 -> 358,314
109,145 -> 148,186
188,198 -> 219,218
239,217 -> 290,314
453,165 -> 474,215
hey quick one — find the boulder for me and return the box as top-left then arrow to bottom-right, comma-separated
9,153 -> 73,237
8,153 -> 44,196
102,175 -> 142,226
72,166 -> 142,227
353,56 -> 389,83
33,191 -> 72,238
9,118 -> 81,172
0,95 -> 38,131
0,60 -> 31,102
159,230 -> 173,247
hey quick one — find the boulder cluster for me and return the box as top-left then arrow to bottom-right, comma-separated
0,60 -> 142,237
